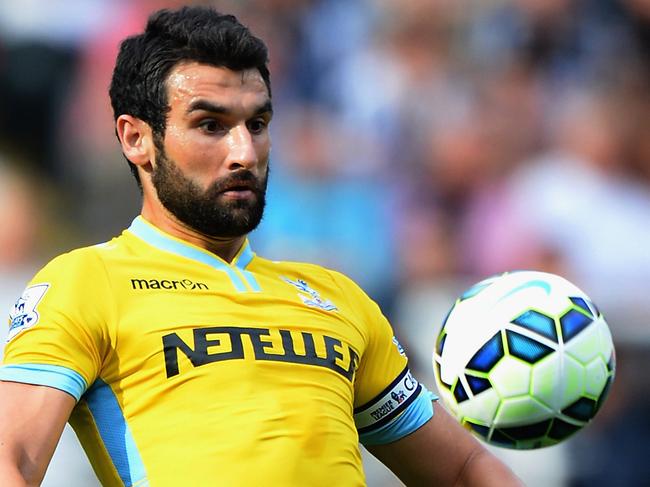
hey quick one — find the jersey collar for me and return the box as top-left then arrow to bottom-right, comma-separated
126,216 -> 259,292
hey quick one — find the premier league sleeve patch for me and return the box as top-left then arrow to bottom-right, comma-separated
7,284 -> 50,342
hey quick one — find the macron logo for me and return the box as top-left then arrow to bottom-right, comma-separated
131,278 -> 208,291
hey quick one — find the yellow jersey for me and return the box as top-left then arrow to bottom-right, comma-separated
2,216 -> 433,487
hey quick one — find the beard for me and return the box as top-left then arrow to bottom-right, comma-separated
151,146 -> 268,238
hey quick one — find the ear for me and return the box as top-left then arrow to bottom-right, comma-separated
115,114 -> 156,169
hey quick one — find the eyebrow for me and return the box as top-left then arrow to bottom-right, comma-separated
187,99 -> 273,117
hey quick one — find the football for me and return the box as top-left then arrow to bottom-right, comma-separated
432,270 -> 615,449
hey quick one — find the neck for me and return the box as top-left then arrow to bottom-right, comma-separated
140,203 -> 246,263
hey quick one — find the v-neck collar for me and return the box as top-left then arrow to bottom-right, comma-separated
126,216 -> 260,292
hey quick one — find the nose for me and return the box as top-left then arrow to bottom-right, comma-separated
225,124 -> 258,171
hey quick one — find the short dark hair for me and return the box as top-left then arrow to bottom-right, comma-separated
109,6 -> 271,185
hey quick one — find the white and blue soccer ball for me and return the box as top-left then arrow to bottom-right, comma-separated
433,271 -> 615,449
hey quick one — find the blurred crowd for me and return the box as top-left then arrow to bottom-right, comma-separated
1,0 -> 649,485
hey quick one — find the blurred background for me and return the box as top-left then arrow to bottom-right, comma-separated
0,0 -> 648,485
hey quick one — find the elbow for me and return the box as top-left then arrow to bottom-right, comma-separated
0,451 -> 45,487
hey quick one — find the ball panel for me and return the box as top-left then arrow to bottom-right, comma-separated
489,428 -> 517,448
562,397 -> 598,422
494,395 -> 552,425
584,357 -> 608,398
458,388 -> 501,425
496,418 -> 552,442
506,330 -> 554,363
466,375 -> 491,395
465,420 -> 491,442
564,320 -> 603,364
530,354 -> 563,410
560,309 -> 593,342
606,351 -> 615,373
511,310 -> 558,342
558,355 -> 586,407
467,332 -> 504,372
595,374 -> 614,413
598,321 -> 616,368
548,417 -> 582,442
434,358 -> 452,390
453,379 -> 469,403
569,297 -> 594,317
489,356 -> 531,397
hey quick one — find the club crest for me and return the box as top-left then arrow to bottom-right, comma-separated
7,284 -> 49,342
281,277 -> 338,312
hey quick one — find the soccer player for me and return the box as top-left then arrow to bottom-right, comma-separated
0,6 -> 522,486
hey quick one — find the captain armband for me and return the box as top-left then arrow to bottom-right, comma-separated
354,366 -> 438,445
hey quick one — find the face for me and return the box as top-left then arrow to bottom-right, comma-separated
151,63 -> 272,238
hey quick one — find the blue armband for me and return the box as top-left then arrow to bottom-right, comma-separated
355,367 -> 438,445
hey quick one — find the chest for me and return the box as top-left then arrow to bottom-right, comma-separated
101,262 -> 367,389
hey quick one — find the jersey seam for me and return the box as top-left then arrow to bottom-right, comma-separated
92,247 -> 119,377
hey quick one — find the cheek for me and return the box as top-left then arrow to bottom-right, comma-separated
164,130 -> 226,172
255,137 -> 271,164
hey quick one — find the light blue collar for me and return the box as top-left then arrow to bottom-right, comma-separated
126,216 -> 260,292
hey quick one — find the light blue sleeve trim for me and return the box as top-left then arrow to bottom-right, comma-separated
0,364 -> 88,401
359,388 -> 438,446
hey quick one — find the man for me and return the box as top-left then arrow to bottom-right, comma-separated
0,6 -> 522,486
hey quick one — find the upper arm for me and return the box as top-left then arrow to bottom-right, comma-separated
329,271 -> 432,444
0,251 -> 111,484
0,381 -> 76,485
366,402 -> 523,486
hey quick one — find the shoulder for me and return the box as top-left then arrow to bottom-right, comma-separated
31,238 -> 124,287
255,255 -> 366,294
39,245 -> 103,273
254,256 -> 381,320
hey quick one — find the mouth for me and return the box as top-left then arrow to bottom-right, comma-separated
218,182 -> 257,200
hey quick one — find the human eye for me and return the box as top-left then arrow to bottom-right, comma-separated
247,118 -> 268,135
198,118 -> 225,134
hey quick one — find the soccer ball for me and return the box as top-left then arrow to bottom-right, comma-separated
432,270 -> 615,449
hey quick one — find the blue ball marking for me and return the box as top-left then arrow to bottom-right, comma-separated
466,421 -> 491,440
506,330 -> 554,363
548,418 -> 582,441
569,297 -> 594,317
498,419 -> 552,441
453,380 -> 469,403
562,397 -> 597,422
560,309 -> 593,342
466,375 -> 491,395
512,310 -> 558,342
467,332 -> 504,372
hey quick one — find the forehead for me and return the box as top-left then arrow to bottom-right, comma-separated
165,62 -> 269,110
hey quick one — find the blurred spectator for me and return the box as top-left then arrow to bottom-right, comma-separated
463,85 -> 650,336
465,0 -> 638,92
58,0 -> 184,243
251,104 -> 398,310
0,0 -> 117,178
